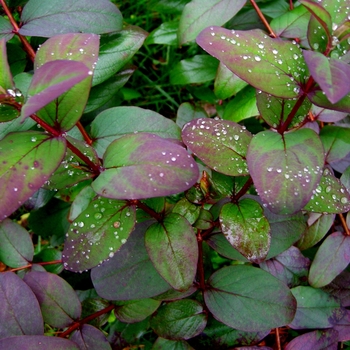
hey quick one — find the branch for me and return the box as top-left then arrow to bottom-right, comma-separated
250,0 -> 277,38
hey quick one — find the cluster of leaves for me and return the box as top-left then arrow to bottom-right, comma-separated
0,0 -> 350,349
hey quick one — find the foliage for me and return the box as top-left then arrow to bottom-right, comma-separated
0,0 -> 350,349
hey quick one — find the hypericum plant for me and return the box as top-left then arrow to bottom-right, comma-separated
0,0 -> 350,348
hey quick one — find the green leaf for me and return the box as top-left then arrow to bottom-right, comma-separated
214,63 -> 248,100
92,26 -> 148,86
170,55 -> 219,85
182,118 -> 252,176
0,132 -> 66,220
223,85 -> 259,122
176,102 -> 208,129
219,199 -> 270,263
0,38 -> 14,92
91,221 -> 171,300
173,197 -> 201,225
62,198 -> 136,272
256,91 -> 311,129
304,168 -> 350,214
91,106 -> 181,157
296,212 -> 334,250
0,219 -> 34,268
309,231 -> 350,288
34,33 -> 100,131
23,271 -> 81,328
197,27 -> 308,98
289,286 -> 345,329
19,0 -> 123,37
178,0 -> 246,45
145,213 -> 198,291
146,21 -> 178,45
0,17 -> 14,41
246,128 -> 325,214
204,265 -> 296,331
21,60 -> 90,121
115,299 -> 161,323
92,133 -> 199,200
152,337 -> 194,350
150,299 -> 207,340
69,186 -> 96,221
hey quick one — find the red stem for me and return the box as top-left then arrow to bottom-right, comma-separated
250,0 -> 277,38
197,230 -> 206,291
77,121 -> 93,145
59,304 -> 115,338
232,176 -> 253,203
7,260 -> 63,272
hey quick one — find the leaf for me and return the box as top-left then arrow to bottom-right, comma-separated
0,336 -> 79,349
170,55 -> 219,85
70,324 -> 111,350
0,38 -> 14,91
204,265 -> 296,331
0,272 -> 44,338
256,91 -> 311,129
0,219 -> 34,268
314,105 -> 347,123
92,26 -> 148,86
289,286 -> 345,329
150,299 -> 207,340
223,85 -> 259,123
246,128 -> 325,215
308,232 -> 350,288
308,89 -> 350,113
173,197 -> 201,225
34,33 -> 100,131
176,102 -> 208,129
334,309 -> 350,341
304,168 -> 350,214
115,299 -> 161,323
145,213 -> 198,291
21,60 -> 90,121
92,133 -> 199,200
320,125 -> 350,164
91,106 -> 181,157
146,21 -> 178,45
0,16 -> 14,41
296,212 -> 334,250
19,0 -> 122,37
23,271 -> 81,328
285,329 -> 339,350
153,337 -> 194,350
182,118 -> 252,176
91,221 -> 171,300
197,27 -> 308,98
260,246 -> 310,287
214,63 -> 248,100
69,186 -> 96,221
62,198 -> 136,272
219,199 -> 270,263
0,132 -> 66,220
178,0 -> 246,45
304,50 -> 350,104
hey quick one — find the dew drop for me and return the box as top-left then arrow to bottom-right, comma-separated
325,186 -> 332,193
113,221 -> 120,228
254,56 -> 261,62
341,197 -> 348,204
94,212 -> 103,219
121,239 -> 127,244
31,136 -> 37,142
78,222 -> 84,228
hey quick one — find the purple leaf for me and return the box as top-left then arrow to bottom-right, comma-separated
304,50 -> 350,103
92,133 -> 199,200
91,221 -> 171,300
197,27 -> 308,98
323,270 -> 350,307
150,299 -> 207,340
246,128 -> 325,214
178,0 -> 246,45
70,324 -> 111,350
19,0 -> 122,37
0,17 -> 14,41
145,213 -> 198,291
182,118 -> 252,176
0,272 -> 44,338
304,168 -> 350,214
204,265 -> 296,331
34,33 -> 100,131
289,286 -> 345,329
334,309 -> 350,341
0,219 -> 34,268
285,329 -> 338,350
219,199 -> 270,263
313,105 -> 348,122
0,336 -> 79,350
0,132 -> 66,220
62,198 -> 136,272
21,60 -> 90,121
308,231 -> 350,288
260,246 -> 310,287
308,89 -> 350,113
23,271 -> 81,328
